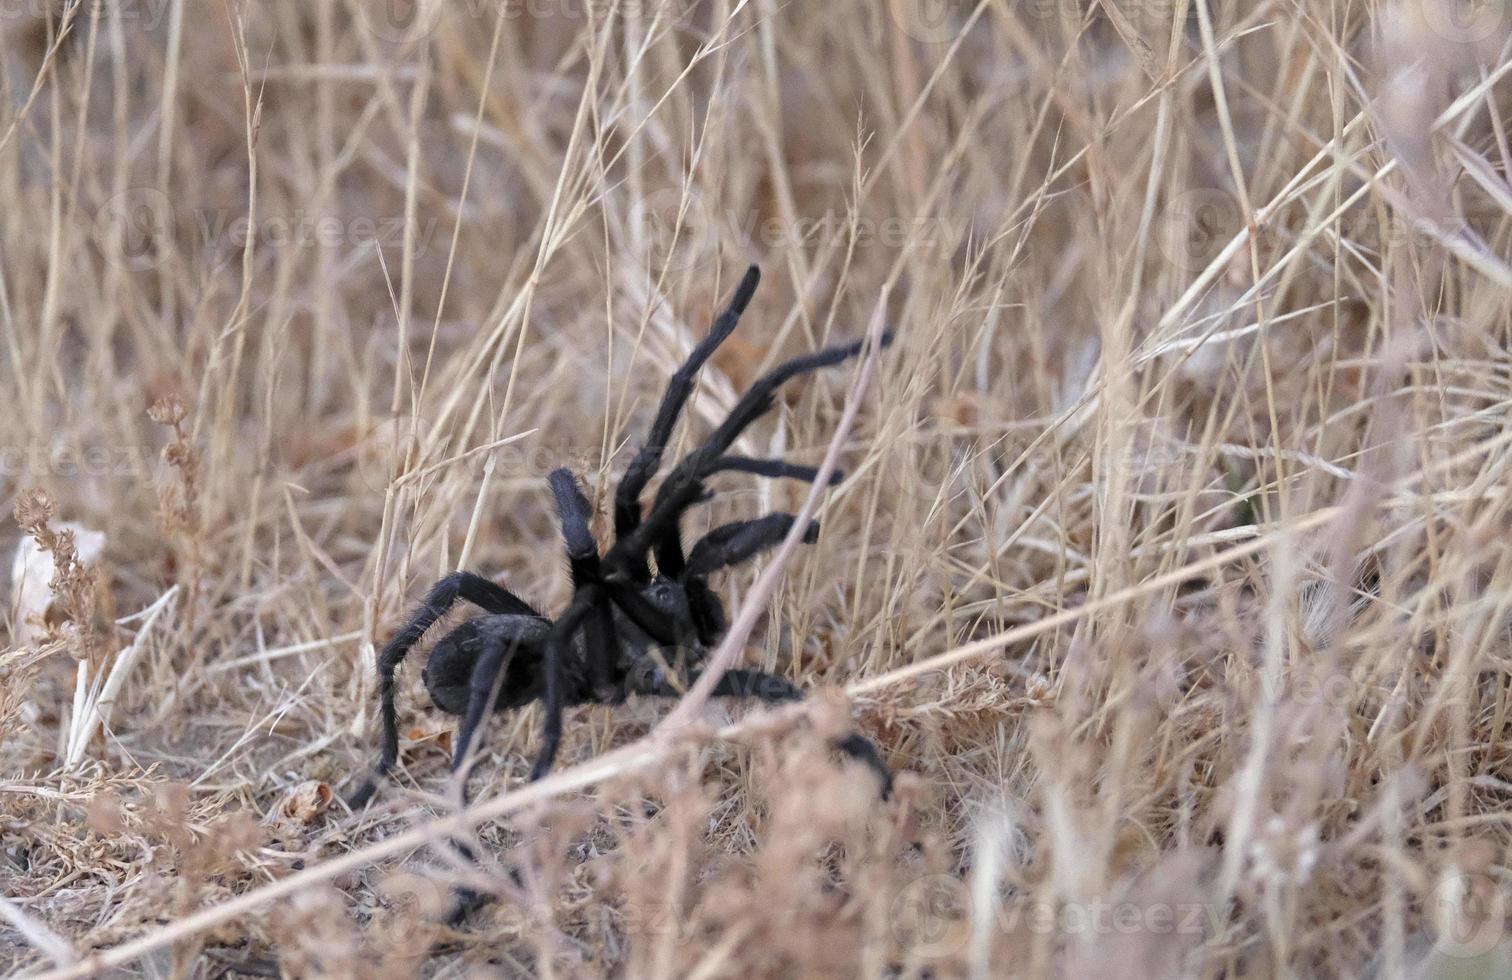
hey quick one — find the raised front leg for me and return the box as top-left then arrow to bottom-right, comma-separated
683,513 -> 818,578
608,330 -> 892,580
615,266 -> 762,559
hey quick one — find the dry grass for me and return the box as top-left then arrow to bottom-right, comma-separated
3,0 -> 1512,976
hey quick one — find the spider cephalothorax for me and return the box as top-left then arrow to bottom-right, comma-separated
348,266 -> 892,808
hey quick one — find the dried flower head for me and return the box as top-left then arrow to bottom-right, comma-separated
11,487 -> 105,656
147,393 -> 189,427
13,487 -> 55,534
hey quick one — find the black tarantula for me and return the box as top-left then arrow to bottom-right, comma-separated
348,266 -> 892,809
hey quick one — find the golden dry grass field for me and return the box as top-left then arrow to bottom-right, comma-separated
4,0 -> 1512,976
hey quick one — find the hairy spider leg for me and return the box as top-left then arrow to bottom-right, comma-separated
614,265 -> 762,577
682,579 -> 727,646
677,516 -> 892,802
631,667 -> 892,798
441,613 -> 551,929
530,590 -> 598,781
452,641 -> 518,781
522,562 -> 698,781
683,513 -> 819,578
664,462 -> 840,642
552,465 -> 689,658
548,469 -> 621,699
556,467 -> 687,651
349,571 -> 540,808
671,514 -> 816,643
711,454 -> 845,485
652,459 -> 835,581
607,331 -> 894,588
549,468 -> 600,576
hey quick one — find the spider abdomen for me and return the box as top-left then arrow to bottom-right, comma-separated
423,615 -> 553,716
